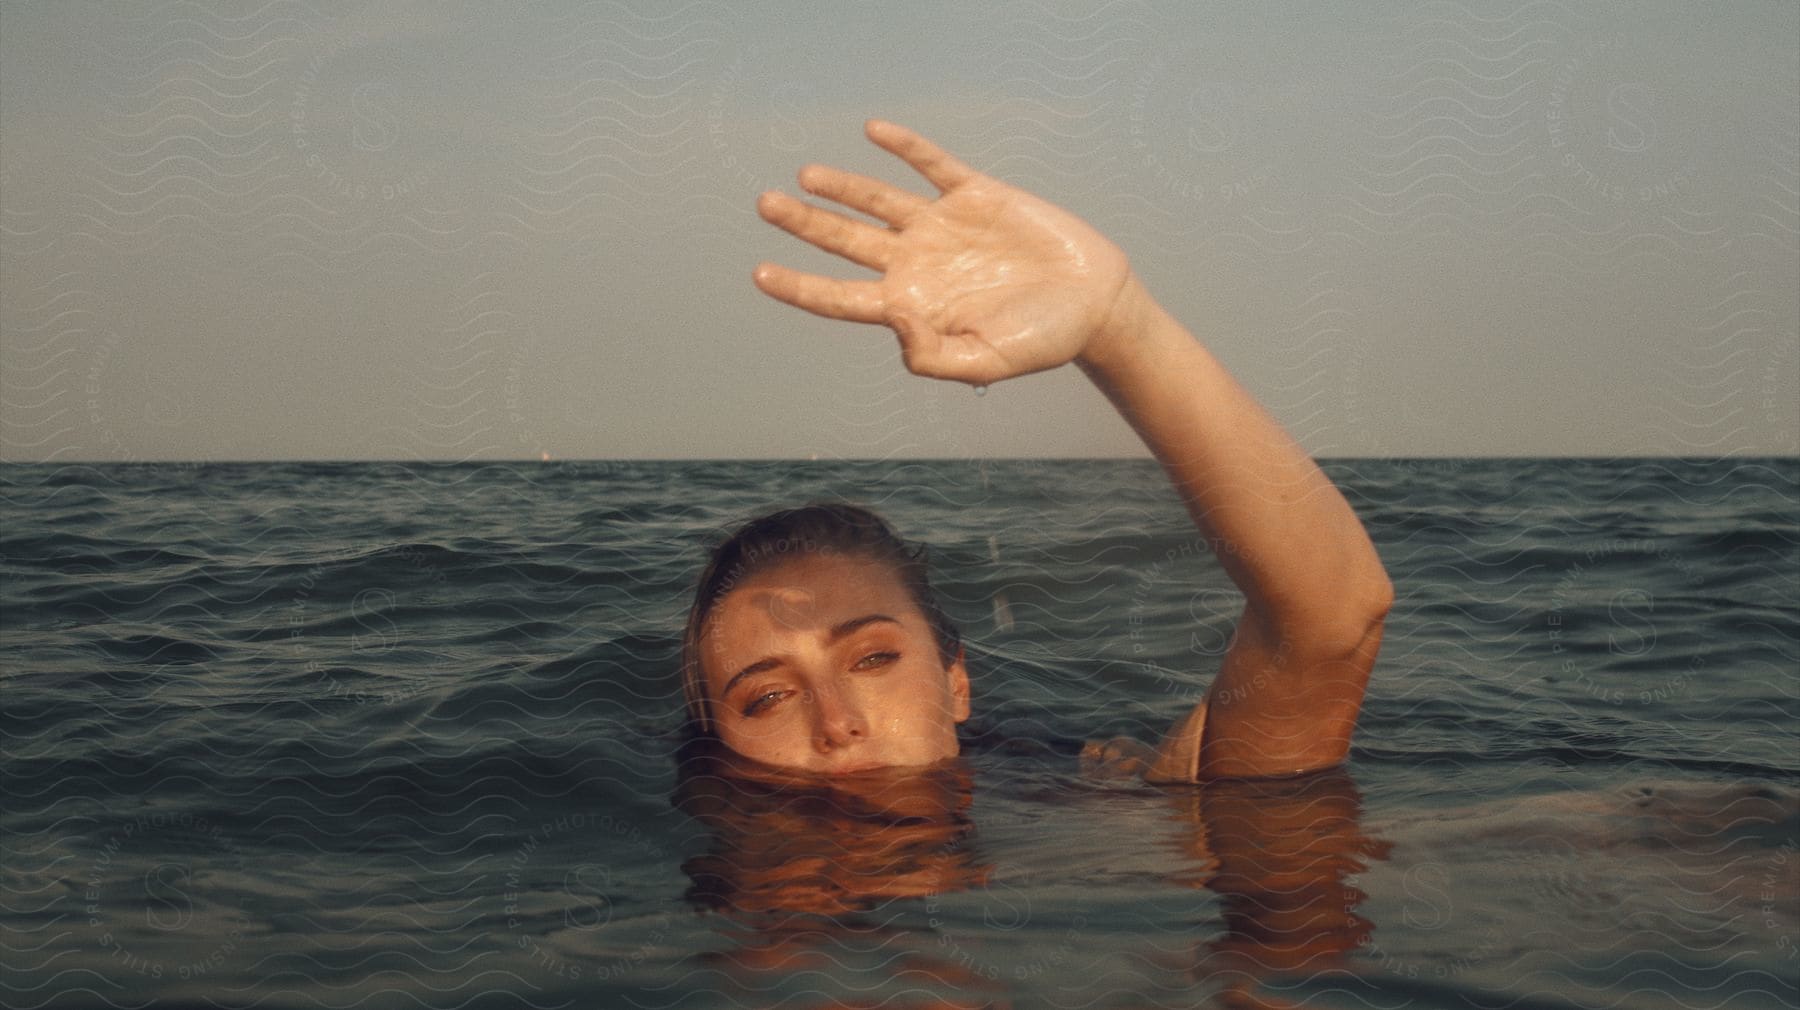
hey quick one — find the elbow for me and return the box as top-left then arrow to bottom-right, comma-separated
1276,566 -> 1392,661
1314,570 -> 1392,691
1336,569 -> 1392,658
1259,540 -> 1393,647
1363,568 -> 1394,629
1269,568 -> 1391,674
1340,553 -> 1394,637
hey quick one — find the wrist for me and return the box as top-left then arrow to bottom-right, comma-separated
1076,270 -> 1170,379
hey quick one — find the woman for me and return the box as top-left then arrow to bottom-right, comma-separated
680,120 -> 1393,784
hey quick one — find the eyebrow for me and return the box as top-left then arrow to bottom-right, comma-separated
719,614 -> 902,703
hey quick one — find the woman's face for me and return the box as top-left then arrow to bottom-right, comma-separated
697,551 -> 970,775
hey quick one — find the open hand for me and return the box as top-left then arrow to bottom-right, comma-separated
752,120 -> 1138,387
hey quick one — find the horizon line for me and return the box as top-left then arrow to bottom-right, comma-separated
3,453 -> 1796,465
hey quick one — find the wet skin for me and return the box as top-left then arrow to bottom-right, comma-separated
749,120 -> 1393,781
697,552 -> 971,775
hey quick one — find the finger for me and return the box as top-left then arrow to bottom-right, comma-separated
752,262 -> 885,323
756,190 -> 894,272
864,119 -> 978,194
795,163 -> 929,228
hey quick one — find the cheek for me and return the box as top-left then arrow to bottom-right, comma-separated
866,668 -> 955,729
718,709 -> 800,754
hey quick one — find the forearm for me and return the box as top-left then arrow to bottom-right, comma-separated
1076,273 -> 1392,635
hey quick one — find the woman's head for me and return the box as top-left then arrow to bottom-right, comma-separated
680,504 -> 969,775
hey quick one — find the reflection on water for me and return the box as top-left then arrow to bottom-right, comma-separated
673,739 -> 1390,1008
674,739 -> 1010,1004
1173,769 -> 1392,1008
675,739 -> 990,918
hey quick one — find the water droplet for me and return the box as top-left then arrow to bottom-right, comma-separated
973,384 -> 987,397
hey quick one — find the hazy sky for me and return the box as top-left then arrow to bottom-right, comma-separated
2,0 -> 1795,461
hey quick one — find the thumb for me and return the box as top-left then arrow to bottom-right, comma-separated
889,314 -> 947,378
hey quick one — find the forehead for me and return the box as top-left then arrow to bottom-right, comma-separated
701,554 -> 918,663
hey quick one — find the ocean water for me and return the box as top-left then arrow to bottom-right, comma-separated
1,457 -> 1796,1010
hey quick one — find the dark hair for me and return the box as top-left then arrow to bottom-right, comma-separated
679,503 -> 962,738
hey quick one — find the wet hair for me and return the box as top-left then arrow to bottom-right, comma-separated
679,503 -> 962,738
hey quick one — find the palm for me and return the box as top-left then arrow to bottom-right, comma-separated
752,121 -> 1132,386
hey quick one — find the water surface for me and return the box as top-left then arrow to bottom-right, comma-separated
2,458 -> 1795,1008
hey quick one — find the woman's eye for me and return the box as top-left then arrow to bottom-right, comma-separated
743,690 -> 786,717
853,651 -> 899,671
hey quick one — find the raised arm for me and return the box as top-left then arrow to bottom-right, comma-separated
1077,276 -> 1392,780
751,119 -> 1392,781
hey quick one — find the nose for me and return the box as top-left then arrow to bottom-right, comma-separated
806,682 -> 868,754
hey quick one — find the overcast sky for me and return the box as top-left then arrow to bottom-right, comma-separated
2,0 -> 1794,461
